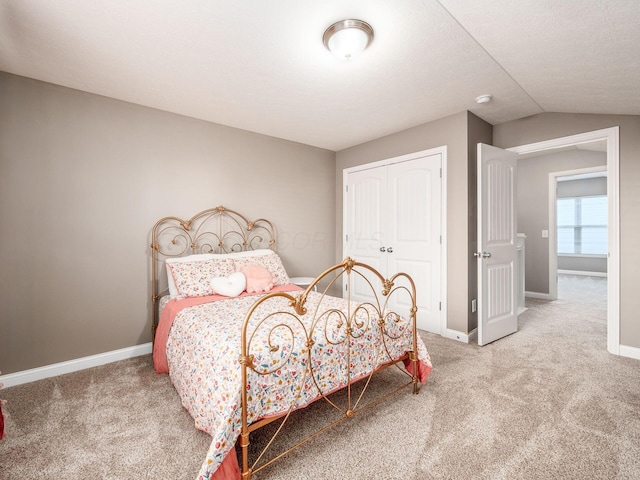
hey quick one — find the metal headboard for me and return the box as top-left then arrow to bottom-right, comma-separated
150,205 -> 276,340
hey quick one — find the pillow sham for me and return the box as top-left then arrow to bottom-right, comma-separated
166,255 -> 235,299
165,254 -> 218,299
233,251 -> 290,286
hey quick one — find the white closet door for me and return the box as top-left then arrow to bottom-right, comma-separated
387,155 -> 441,332
344,153 -> 442,333
344,166 -> 387,305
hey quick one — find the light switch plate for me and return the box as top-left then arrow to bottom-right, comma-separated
542,230 -> 549,238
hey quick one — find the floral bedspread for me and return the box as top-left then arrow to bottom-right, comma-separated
164,289 -> 432,480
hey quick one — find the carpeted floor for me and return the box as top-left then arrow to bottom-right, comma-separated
1,275 -> 639,479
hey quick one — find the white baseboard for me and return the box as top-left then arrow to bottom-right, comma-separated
0,343 -> 152,388
445,328 -> 477,344
525,291 -> 552,300
558,270 -> 608,277
619,344 -> 640,361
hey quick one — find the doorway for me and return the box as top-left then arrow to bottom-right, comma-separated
508,127 -> 620,355
552,165 -> 608,301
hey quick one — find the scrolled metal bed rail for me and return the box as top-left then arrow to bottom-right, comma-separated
238,257 -> 420,479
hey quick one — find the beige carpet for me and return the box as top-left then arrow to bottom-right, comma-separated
1,275 -> 639,479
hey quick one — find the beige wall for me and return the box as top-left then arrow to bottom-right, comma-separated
335,111 -> 492,334
5,75 -> 636,376
494,112 -> 640,349
0,72 -> 336,374
466,113 -> 493,331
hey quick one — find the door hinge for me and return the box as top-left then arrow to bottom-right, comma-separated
440,235 -> 442,244
439,301 -> 442,311
346,184 -> 349,192
345,234 -> 349,242
440,168 -> 442,178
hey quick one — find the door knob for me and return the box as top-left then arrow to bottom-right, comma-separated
380,247 -> 386,252
474,251 -> 491,258
387,247 -> 394,253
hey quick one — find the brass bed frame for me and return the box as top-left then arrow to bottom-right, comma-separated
151,206 -> 422,479
151,205 -> 276,340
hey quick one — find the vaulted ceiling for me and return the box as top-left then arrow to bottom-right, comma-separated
1,0 -> 638,151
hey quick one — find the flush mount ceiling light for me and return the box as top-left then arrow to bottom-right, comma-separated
475,94 -> 493,104
323,19 -> 374,60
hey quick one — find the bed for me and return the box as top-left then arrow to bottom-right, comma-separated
150,206 -> 433,480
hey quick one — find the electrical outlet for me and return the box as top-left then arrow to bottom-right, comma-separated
542,229 -> 549,238
471,299 -> 477,313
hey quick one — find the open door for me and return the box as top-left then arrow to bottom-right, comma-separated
477,143 -> 518,346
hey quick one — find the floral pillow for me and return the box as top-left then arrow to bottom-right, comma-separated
166,256 -> 235,299
233,251 -> 290,286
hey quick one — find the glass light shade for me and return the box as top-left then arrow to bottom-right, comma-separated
323,20 -> 373,61
327,27 -> 369,60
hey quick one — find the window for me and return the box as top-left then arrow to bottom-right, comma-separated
557,195 -> 607,255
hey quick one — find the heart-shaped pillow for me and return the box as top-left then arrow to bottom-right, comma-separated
211,272 -> 246,297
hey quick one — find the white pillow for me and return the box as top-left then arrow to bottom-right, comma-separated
213,249 -> 275,259
211,272 -> 247,297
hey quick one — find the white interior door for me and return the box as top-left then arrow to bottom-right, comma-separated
477,143 -> 518,346
344,153 -> 442,333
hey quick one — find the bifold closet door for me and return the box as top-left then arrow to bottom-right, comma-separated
344,153 -> 441,333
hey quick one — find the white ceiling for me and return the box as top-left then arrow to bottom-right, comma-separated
1,0 -> 638,151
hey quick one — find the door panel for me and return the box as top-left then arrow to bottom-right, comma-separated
486,160 -> 515,244
387,157 -> 441,332
344,168 -> 387,305
392,257 -> 434,324
349,171 -> 385,256
487,262 -> 515,321
478,144 -> 518,345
